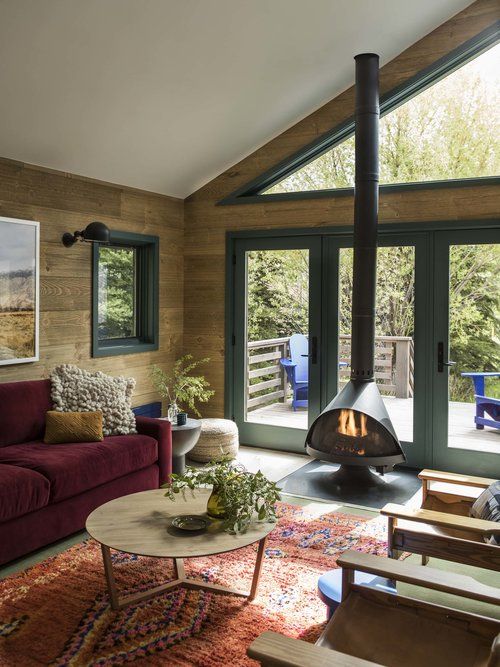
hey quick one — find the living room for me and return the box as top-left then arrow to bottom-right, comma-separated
0,1 -> 499,665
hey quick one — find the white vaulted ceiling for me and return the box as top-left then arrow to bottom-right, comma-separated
0,0 -> 472,198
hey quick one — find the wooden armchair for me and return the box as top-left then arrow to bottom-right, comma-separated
381,469 -> 500,571
248,550 -> 500,667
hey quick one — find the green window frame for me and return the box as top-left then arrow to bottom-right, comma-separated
92,231 -> 159,358
219,23 -> 499,205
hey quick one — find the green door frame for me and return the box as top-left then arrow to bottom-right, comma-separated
231,235 -> 323,451
226,218 -> 499,469
322,232 -> 430,469
432,227 -> 500,476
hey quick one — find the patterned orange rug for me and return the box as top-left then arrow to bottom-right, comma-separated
0,502 -> 387,666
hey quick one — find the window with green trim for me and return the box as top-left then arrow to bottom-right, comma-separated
265,42 -> 499,194
92,231 -> 159,357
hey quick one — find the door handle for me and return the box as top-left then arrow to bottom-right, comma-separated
437,341 -> 455,373
310,336 -> 318,365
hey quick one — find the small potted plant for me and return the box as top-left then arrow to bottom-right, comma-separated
151,355 -> 214,422
162,458 -> 281,534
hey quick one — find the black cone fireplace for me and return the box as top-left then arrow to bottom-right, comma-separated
306,53 -> 405,486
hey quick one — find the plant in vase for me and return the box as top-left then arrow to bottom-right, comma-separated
162,458 -> 281,534
151,355 -> 214,421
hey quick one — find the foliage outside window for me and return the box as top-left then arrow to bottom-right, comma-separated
265,43 -> 499,194
92,232 -> 158,357
245,243 -> 499,403
98,246 -> 137,340
448,244 -> 500,402
247,249 -> 309,341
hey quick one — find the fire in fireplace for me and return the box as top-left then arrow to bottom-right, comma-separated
305,52 -> 405,484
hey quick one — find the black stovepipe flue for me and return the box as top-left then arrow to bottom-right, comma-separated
350,53 -> 379,382
305,53 -> 406,473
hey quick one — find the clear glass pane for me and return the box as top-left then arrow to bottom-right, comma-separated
245,249 -> 309,429
266,43 -> 499,193
98,246 -> 137,340
339,246 -> 415,443
448,243 -> 500,452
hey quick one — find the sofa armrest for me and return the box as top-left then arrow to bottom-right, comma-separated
135,416 -> 172,485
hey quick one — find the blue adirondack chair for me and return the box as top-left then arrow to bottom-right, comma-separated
280,334 -> 348,410
280,334 -> 309,411
461,372 -> 500,430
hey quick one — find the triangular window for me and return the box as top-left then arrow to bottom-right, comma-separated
263,42 -> 499,195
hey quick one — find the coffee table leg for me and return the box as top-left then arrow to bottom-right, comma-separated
99,538 -> 269,609
174,557 -> 185,579
101,544 -> 120,610
249,536 -> 267,601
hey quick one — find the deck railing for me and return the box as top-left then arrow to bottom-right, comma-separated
246,335 -> 414,413
247,337 -> 289,412
339,335 -> 414,399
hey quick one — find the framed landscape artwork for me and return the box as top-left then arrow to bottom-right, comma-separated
0,216 -> 40,366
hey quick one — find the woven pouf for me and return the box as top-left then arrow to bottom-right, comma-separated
189,418 -> 239,462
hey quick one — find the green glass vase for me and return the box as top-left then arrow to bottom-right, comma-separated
206,486 -> 226,519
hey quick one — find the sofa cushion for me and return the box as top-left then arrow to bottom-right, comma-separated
0,379 -> 52,447
50,365 -> 136,436
44,410 -> 104,444
470,481 -> 500,545
0,464 -> 50,522
0,435 -> 158,502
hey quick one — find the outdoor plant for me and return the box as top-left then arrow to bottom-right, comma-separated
162,458 -> 281,534
151,355 -> 214,417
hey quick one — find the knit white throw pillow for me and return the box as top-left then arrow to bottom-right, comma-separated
50,364 -> 136,436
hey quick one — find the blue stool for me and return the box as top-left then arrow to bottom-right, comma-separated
318,568 -> 397,619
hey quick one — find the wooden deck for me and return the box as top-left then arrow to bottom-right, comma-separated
247,397 -> 499,452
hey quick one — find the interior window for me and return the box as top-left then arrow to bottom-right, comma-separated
92,232 -> 159,357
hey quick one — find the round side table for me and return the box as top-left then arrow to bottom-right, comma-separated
166,417 -> 201,474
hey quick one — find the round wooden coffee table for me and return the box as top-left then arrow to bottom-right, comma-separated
86,488 -> 275,610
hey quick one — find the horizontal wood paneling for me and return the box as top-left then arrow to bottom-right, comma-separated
0,158 -> 184,409
183,0 -> 500,417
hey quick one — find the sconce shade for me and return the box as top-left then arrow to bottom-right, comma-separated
82,221 -> 110,243
62,221 -> 110,247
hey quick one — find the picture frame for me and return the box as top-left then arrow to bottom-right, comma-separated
0,216 -> 40,366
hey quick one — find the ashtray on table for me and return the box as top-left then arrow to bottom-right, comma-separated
171,514 -> 208,532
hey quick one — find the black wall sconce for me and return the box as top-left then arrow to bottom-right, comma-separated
62,221 -> 110,247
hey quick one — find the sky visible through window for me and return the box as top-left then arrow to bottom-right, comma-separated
265,43 -> 500,193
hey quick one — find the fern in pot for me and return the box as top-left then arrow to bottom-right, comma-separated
151,355 -> 214,422
162,458 -> 281,534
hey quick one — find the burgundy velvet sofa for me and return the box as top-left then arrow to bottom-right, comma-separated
0,378 -> 171,565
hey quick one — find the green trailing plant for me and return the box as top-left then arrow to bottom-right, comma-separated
151,355 -> 214,417
162,458 -> 281,534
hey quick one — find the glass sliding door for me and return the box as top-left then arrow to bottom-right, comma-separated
229,223 -> 497,475
327,234 -> 427,467
232,236 -> 322,451
432,229 -> 500,476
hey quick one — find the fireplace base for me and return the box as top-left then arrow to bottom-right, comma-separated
328,464 -> 388,490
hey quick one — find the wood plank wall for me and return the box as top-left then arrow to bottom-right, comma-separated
183,0 -> 500,417
0,158 -> 184,410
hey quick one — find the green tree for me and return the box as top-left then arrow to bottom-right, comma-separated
98,246 -> 136,339
448,244 -> 500,401
267,46 -> 500,193
247,250 -> 309,341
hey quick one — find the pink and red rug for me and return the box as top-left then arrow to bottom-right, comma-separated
0,502 -> 387,666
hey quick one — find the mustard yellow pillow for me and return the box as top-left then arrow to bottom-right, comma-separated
44,411 -> 104,444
